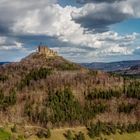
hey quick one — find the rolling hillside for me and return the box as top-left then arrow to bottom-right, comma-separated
81,60 -> 140,72
0,47 -> 140,139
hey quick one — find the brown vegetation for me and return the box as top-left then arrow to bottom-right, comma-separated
0,51 -> 139,128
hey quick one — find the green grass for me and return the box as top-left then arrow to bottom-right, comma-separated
0,128 -> 11,140
1,125 -> 140,140
104,132 -> 140,140
34,127 -> 140,140
19,127 -> 140,140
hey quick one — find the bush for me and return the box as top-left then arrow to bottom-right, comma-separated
74,131 -> 85,140
37,129 -> 51,139
64,130 -> 73,140
11,124 -> 17,133
46,129 -> 51,138
88,121 -> 117,138
37,130 -> 44,138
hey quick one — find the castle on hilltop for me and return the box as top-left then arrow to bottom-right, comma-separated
38,45 -> 57,57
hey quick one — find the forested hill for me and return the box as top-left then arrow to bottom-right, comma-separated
0,50 -> 139,130
81,60 -> 140,71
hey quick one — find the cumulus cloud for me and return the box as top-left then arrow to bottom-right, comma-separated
0,35 -> 31,61
72,0 -> 140,32
0,36 -> 26,51
11,2 -> 138,49
12,4 -> 100,49
51,31 -> 138,62
100,45 -> 133,56
0,0 -> 57,36
0,0 -> 140,62
76,0 -> 125,4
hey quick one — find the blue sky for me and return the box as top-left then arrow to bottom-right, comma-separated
0,0 -> 140,62
111,19 -> 140,34
59,0 -> 79,7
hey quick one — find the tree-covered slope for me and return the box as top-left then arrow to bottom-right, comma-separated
0,51 -> 139,130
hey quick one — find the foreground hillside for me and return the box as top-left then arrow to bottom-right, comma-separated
0,49 -> 140,139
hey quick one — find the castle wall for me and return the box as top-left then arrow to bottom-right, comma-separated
38,46 -> 57,57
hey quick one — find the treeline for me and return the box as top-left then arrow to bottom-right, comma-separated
24,88 -> 108,126
86,79 -> 140,100
86,89 -> 122,100
126,80 -> 140,99
88,121 -> 140,139
47,88 -> 83,125
18,68 -> 52,90
0,90 -> 16,109
24,103 -> 49,125
59,62 -> 80,71
83,102 -> 107,121
24,87 -> 139,126
47,88 -> 108,125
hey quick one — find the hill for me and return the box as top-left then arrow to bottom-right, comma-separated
0,62 -> 10,65
81,60 -> 140,72
115,64 -> 140,76
0,46 -> 140,139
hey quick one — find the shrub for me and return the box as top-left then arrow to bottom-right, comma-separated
37,129 -> 51,139
64,130 -> 73,140
75,131 -> 85,140
11,124 -> 17,133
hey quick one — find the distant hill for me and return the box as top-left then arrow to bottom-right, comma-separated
80,60 -> 140,72
115,64 -> 140,76
0,62 -> 10,65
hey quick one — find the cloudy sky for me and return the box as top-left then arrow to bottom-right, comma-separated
0,0 -> 140,62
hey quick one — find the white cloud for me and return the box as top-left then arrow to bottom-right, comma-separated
0,36 -> 25,51
12,3 -> 139,50
0,0 -> 140,62
100,45 -> 133,56
0,37 -> 6,44
71,0 -> 140,32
